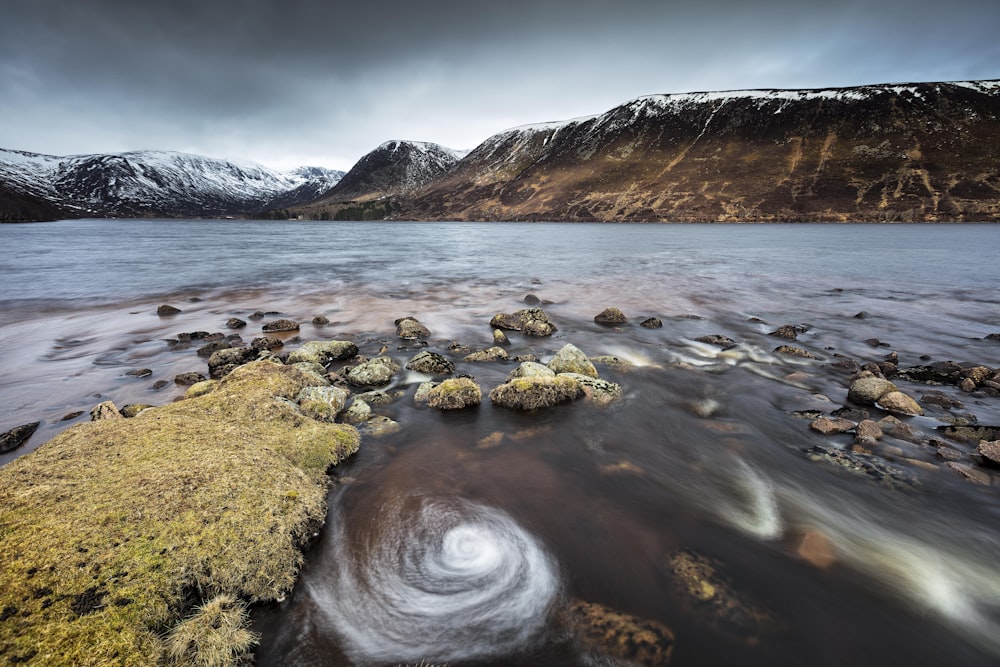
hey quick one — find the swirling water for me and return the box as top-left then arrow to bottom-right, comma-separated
2,220 -> 1000,665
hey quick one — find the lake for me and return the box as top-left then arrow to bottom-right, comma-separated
2,220 -> 1000,665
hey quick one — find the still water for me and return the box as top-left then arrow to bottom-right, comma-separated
2,220 -> 999,665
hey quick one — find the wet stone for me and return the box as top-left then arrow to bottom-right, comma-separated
809,416 -> 855,435
125,368 -> 153,377
226,317 -> 246,329
405,350 -> 455,376
395,316 -> 431,340
640,317 -> 663,329
251,336 -> 284,351
977,440 -> 1000,467
0,422 -> 40,455
262,319 -> 299,333
311,315 -> 329,326
774,345 -> 817,359
946,462 -> 991,486
594,307 -> 627,324
805,444 -> 919,489
696,334 -> 737,348
156,304 -> 181,316
173,372 -> 207,386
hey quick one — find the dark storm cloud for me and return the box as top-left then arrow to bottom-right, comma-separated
2,0 -> 998,170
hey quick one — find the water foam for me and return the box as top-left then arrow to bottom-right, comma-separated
312,495 -> 560,665
716,459 -> 784,539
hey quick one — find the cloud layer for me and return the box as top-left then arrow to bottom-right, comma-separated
2,0 -> 998,170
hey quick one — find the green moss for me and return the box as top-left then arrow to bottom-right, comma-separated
0,361 -> 359,666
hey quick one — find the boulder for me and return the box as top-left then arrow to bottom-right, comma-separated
405,350 -> 455,375
559,373 -> 623,405
847,376 -> 897,405
287,340 -> 359,366
157,304 -> 182,316
490,308 -> 557,336
0,422 -> 40,455
506,361 -> 556,381
426,377 -> 482,410
640,317 -> 663,329
809,416 -> 855,435
90,401 -> 122,421
346,356 -> 400,387
548,343 -> 599,378
296,386 -> 350,422
395,316 -> 431,340
261,319 -> 299,333
563,600 -> 674,667
978,440 -> 1000,467
174,372 -> 207,386
207,347 -> 257,379
414,381 -> 437,404
696,334 -> 737,348
464,346 -> 509,362
226,317 -> 246,329
197,340 -> 232,358
489,375 -> 583,410
594,307 -> 627,324
774,345 -> 817,359
342,399 -> 373,424
877,391 -> 924,416
493,329 -> 510,345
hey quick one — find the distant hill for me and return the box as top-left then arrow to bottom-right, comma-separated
399,81 -> 1000,222
0,149 -> 344,221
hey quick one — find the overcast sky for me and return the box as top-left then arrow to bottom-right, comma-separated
2,0 -> 998,171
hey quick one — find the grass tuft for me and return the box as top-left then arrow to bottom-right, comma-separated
166,594 -> 258,667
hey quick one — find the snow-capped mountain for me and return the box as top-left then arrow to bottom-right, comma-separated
0,149 -> 344,220
403,80 -> 1000,222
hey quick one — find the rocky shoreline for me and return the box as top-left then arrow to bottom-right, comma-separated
2,297 -> 999,665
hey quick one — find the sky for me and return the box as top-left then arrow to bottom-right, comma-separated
2,0 -> 998,172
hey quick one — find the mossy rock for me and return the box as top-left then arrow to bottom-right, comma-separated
563,600 -> 674,666
489,375 -> 583,410
405,350 -> 455,375
286,340 -> 358,366
506,361 -> 556,382
0,361 -> 359,666
464,346 -> 509,362
548,343 -> 599,378
346,356 -> 400,386
558,373 -> 622,405
426,377 -> 482,410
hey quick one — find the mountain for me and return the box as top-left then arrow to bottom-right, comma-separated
400,80 -> 1000,222
289,140 -> 466,220
0,149 -> 344,221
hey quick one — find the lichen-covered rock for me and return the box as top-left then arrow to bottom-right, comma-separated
174,372 -> 207,386
594,307 -> 627,324
490,308 -> 557,336
120,404 -> 154,418
157,304 -> 182,316
395,316 -> 431,340
464,346 -> 509,362
489,375 -> 584,410
695,334 -> 737,348
296,386 -> 350,422
774,345 -> 817,359
261,319 -> 299,333
847,376 -> 898,405
493,328 -> 510,345
414,381 -> 437,404
426,377 -> 482,410
548,343 -> 599,378
251,336 -> 283,351
342,399 -> 373,424
978,440 -> 1000,467
352,390 -> 401,407
506,361 -> 556,381
809,416 -> 855,435
226,317 -> 246,329
290,362 -> 330,387
346,356 -> 400,386
287,340 -> 359,366
564,600 -> 674,667
358,416 -> 401,437
311,315 -> 329,326
0,422 -> 40,455
877,391 -> 923,416
806,444 -> 919,489
208,347 -> 257,379
559,373 -> 623,405
640,317 -> 663,329
769,324 -> 800,339
405,350 -> 455,375
90,401 -> 122,421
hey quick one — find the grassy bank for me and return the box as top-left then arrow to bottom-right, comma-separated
0,361 -> 360,665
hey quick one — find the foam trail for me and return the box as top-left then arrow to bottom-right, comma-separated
312,495 -> 559,665
716,459 -> 784,539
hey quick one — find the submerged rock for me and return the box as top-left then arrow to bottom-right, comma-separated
774,345 -> 817,359
120,404 -> 154,418
809,416 -> 855,435
695,334 -> 737,348
805,444 -> 919,489
405,350 -> 455,375
640,317 -> 663,329
426,377 -> 482,410
977,440 -> 1000,467
564,600 -> 674,667
395,316 -> 431,340
464,346 -> 509,362
489,375 -> 583,410
548,343 -> 599,378
769,324 -> 804,340
559,373 -> 623,405
358,416 -> 401,437
0,422 -> 40,455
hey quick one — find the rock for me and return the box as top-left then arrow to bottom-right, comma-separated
548,343 -> 599,378
60,411 -> 84,421
806,444 -> 918,489
774,345 -> 817,359
492,328 -> 510,346
960,378 -> 977,392
877,391 -> 924,416
590,355 -> 633,369
962,366 -> 993,385
920,391 -> 964,409
120,404 -> 154,418
185,380 -> 219,399
640,317 -> 663,329
197,340 -> 232,357
226,317 -> 246,329
876,415 -> 922,443
405,350 -> 455,375
464,346 -> 509,362
594,307 -> 627,324
174,372 -> 207,386
946,462 -> 991,486
695,334 -> 737,348
414,382 -> 437,404
287,340 -> 358,366
559,373 -> 623,405
261,319 -> 299,333
290,362 -> 330,387
489,375 -> 584,410
346,356 -> 399,386
935,445 -> 964,461
248,311 -> 265,320
157,304 -> 182,316
296,386 -> 350,422
342,399 -> 373,424
690,398 -> 722,418
506,361 -> 556,381
809,416 -> 855,435
853,311 -> 870,319
564,600 -> 674,667
426,377 -> 482,410
90,401 -> 122,421
986,333 -> 1000,341
125,368 -> 153,378
978,440 -> 1000,467
512,354 -> 539,363
311,315 -> 329,326
489,308 -> 557,336
856,419 -> 883,441
207,347 -> 257,379
251,336 -> 284,351
0,422 -> 40,455
358,416 -> 401,437
395,316 -> 431,340
797,531 -> 836,568
151,380 -> 170,391
769,324 -> 800,339
523,293 -> 541,305
352,390 -> 400,407
847,376 -> 897,405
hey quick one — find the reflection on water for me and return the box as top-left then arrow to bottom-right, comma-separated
3,220 -> 1000,664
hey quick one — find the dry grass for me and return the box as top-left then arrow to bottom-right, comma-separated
0,361 -> 359,666
166,594 -> 257,667
489,376 -> 584,410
